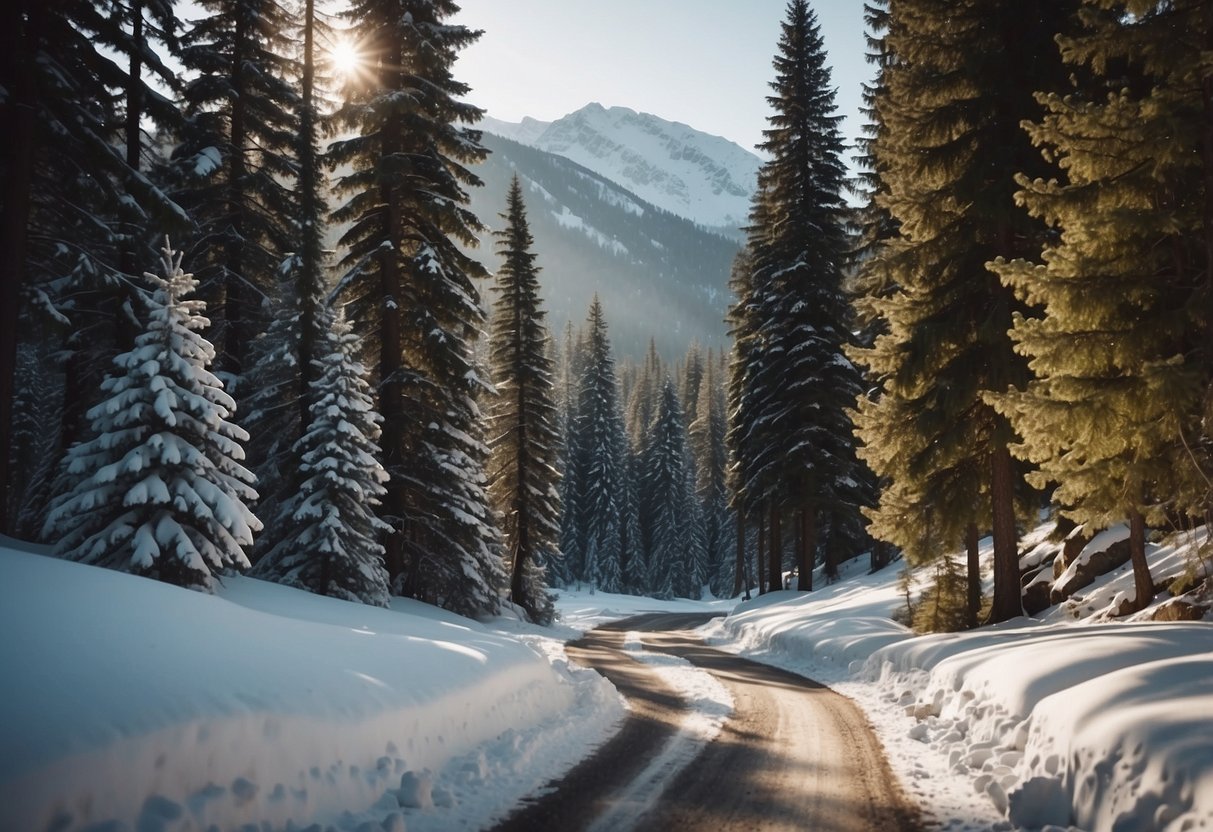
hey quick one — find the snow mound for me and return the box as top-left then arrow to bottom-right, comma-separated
0,543 -> 622,831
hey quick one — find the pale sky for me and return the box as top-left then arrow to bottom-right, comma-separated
450,0 -> 871,161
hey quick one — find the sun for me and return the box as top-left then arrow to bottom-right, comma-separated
328,37 -> 365,80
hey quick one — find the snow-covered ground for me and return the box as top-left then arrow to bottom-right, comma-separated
702,530 -> 1213,832
8,528 -> 1211,832
0,539 -> 719,832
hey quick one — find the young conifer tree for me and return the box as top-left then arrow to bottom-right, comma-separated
253,310 -> 392,606
487,177 -> 560,624
45,239 -> 260,589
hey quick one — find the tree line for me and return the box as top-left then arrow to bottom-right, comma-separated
6,0 -> 1208,629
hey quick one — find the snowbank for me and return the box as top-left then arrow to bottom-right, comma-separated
704,541 -> 1213,831
0,542 -> 622,832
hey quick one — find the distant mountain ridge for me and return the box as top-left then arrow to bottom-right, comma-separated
466,132 -> 741,359
480,104 -> 761,233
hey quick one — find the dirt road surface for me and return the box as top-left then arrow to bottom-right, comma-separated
490,612 -> 923,832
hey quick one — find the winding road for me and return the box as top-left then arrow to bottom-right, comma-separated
491,612 -> 923,832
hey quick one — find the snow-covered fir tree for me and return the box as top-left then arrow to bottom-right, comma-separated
487,177 -> 560,625
566,298 -> 628,591
44,239 -> 260,590
330,0 -> 504,617
253,311 -> 391,606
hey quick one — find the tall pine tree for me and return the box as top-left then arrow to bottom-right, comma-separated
853,0 -> 1078,622
992,0 -> 1213,613
330,0 -> 504,616
487,177 -> 561,624
566,298 -> 628,591
730,0 -> 867,594
173,0 -> 299,381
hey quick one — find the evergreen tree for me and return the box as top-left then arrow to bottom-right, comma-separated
567,298 -> 628,590
0,0 -> 187,531
253,311 -> 392,606
853,0 -> 1078,621
690,354 -> 734,596
487,178 -> 561,624
44,239 -> 260,589
643,378 -> 702,599
173,0 -> 299,381
730,0 -> 867,594
243,0 -> 335,544
330,0 -> 503,617
992,0 -> 1213,613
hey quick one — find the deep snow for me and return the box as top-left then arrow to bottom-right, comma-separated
0,540 -> 632,832
702,528 -> 1213,832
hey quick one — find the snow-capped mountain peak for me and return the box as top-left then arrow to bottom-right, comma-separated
483,103 -> 761,231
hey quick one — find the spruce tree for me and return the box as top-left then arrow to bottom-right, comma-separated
1,0 -> 187,531
567,298 -> 628,591
555,322 -> 583,586
690,354 -> 734,596
174,0 -> 298,381
853,0 -> 1078,622
643,378 -> 702,599
730,0 -> 866,594
330,0 -> 503,617
487,178 -> 561,624
45,239 -> 260,589
992,0 -> 1213,613
254,312 -> 392,606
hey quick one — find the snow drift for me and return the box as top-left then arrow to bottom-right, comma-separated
0,541 -> 622,831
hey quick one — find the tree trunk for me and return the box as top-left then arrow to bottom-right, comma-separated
798,504 -> 815,591
296,0 -> 319,441
823,508 -> 840,582
220,10 -> 249,380
768,504 -> 782,593
0,0 -> 40,534
988,445 -> 1022,622
1127,506 -> 1155,614
965,521 -> 981,629
510,286 -> 530,610
379,50 -> 406,591
1202,2 -> 1213,379
756,507 -> 766,595
733,508 -> 744,598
